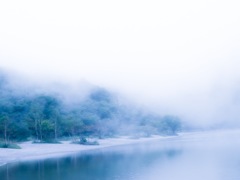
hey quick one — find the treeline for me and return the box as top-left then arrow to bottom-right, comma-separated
0,72 -> 181,143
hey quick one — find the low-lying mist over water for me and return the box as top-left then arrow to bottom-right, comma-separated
1,130 -> 240,180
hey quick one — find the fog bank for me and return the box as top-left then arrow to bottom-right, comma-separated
1,0 -> 240,128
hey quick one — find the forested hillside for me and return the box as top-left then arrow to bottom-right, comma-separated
0,72 -> 181,144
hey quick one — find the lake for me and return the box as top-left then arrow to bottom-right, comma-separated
1,130 -> 240,180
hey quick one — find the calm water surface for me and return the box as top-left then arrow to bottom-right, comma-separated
1,130 -> 240,180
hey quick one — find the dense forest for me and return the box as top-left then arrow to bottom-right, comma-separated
0,72 -> 182,145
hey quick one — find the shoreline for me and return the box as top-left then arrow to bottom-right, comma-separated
0,135 -> 172,167
1,129 -> 238,167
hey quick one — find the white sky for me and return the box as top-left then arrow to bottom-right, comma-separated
0,0 -> 240,126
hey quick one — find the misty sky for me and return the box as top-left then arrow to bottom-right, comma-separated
0,0 -> 240,126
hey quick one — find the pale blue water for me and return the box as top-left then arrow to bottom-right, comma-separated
1,130 -> 240,180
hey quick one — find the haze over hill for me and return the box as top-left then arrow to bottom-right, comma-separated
1,0 -> 240,128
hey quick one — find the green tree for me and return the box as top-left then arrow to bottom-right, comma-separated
158,116 -> 181,135
41,120 -> 54,141
0,114 -> 10,145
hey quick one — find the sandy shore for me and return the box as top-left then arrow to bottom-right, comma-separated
0,135 -> 167,166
